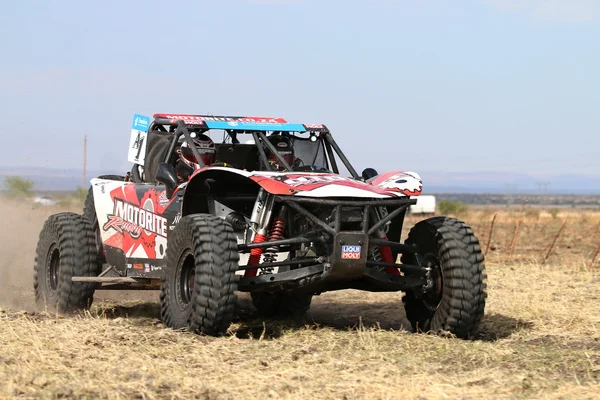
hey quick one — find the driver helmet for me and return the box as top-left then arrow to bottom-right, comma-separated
179,133 -> 216,169
267,135 -> 294,170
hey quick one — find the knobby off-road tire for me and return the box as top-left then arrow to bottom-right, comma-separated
251,291 -> 313,318
160,214 -> 239,336
33,213 -> 100,313
82,175 -> 125,265
401,217 -> 487,339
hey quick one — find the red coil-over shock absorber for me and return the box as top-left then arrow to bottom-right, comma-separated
265,216 -> 286,253
245,234 -> 267,277
245,191 -> 276,277
369,207 -> 400,276
379,238 -> 400,276
245,207 -> 287,277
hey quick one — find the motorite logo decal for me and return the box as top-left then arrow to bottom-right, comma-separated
103,199 -> 168,238
162,115 -> 287,124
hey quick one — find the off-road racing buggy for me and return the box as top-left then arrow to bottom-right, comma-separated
34,113 -> 487,338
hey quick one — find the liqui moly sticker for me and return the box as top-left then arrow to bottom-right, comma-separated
341,245 -> 361,260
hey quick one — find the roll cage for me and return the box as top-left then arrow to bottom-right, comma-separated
140,114 -> 361,179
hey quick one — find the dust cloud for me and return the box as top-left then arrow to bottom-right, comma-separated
0,198 -> 159,311
0,198 -> 66,310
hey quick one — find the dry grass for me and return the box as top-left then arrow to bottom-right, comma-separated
0,199 -> 599,399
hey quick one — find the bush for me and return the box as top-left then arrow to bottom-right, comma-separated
525,208 -> 540,219
548,208 -> 560,219
4,176 -> 34,198
437,200 -> 468,216
74,187 -> 88,202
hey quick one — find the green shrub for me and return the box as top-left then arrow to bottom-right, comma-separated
74,187 -> 88,202
548,208 -> 560,219
437,200 -> 468,216
4,176 -> 34,198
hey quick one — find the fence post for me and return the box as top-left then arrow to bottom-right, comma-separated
484,212 -> 498,257
508,200 -> 528,263
541,219 -> 568,265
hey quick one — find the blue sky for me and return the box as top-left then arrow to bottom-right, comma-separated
0,0 -> 598,178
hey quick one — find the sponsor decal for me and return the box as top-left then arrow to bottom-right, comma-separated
132,114 -> 150,131
158,191 -> 169,207
169,213 -> 182,231
173,213 -> 182,224
157,114 -> 288,125
283,175 -> 346,187
128,114 -> 150,165
304,124 -> 325,129
94,180 -> 109,194
341,245 -> 362,260
205,121 -> 306,132
103,198 -> 168,238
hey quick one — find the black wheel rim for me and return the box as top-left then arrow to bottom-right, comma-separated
175,250 -> 195,309
421,254 -> 443,312
46,244 -> 60,292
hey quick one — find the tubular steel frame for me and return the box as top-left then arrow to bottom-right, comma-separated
143,117 -> 428,292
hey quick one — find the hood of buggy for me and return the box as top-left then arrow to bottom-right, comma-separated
197,167 -> 422,198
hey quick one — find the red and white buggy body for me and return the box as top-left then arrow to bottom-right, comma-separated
90,168 -> 423,276
34,113 -> 487,339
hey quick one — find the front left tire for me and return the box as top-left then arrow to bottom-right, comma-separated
160,215 -> 239,336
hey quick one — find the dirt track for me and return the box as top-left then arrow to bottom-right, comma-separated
1,198 -> 599,398
0,199 -> 161,310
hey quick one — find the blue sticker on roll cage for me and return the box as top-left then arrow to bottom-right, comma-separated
205,121 -> 306,132
132,114 -> 150,132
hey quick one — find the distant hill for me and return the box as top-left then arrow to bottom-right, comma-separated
0,166 -> 125,191
2,166 -> 600,195
419,171 -> 600,195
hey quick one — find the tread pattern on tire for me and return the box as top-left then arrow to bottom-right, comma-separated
161,214 -> 239,336
401,216 -> 487,339
34,212 -> 99,312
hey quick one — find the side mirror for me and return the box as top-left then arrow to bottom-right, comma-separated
156,163 -> 179,199
361,168 -> 378,181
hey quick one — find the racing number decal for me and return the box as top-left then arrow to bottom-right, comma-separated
128,114 -> 150,165
133,133 -> 145,161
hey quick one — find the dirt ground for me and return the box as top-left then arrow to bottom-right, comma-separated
0,198 -> 599,399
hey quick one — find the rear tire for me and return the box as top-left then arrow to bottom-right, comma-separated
401,217 -> 487,339
161,215 -> 239,336
251,291 -> 313,318
33,213 -> 100,312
